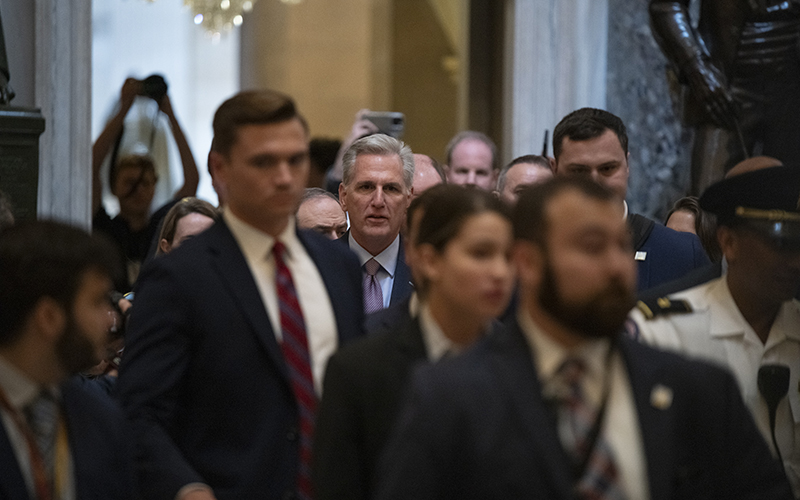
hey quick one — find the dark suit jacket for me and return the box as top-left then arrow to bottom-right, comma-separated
117,220 -> 365,500
339,232 -> 414,308
376,319 -> 792,500
313,310 -> 426,500
0,377 -> 136,500
364,296 -> 413,334
629,213 -> 711,292
314,309 -> 508,500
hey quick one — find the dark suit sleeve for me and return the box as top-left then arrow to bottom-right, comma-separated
313,351 -> 368,500
116,259 -> 205,499
374,365 -> 457,500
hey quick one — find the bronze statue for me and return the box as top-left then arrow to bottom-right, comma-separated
0,7 -> 14,105
650,0 -> 800,194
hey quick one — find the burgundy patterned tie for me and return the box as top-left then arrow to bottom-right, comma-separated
273,241 -> 316,500
556,357 -> 627,500
363,258 -> 384,314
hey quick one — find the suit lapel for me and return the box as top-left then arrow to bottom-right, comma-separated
390,238 -> 413,306
491,322 -> 574,499
619,338 -> 676,500
0,420 -> 29,500
300,229 -> 364,345
207,221 -> 290,381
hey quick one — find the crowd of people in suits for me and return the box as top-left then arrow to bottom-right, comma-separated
0,83 -> 798,500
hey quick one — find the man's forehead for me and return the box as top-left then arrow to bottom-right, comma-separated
353,153 -> 404,177
508,163 -> 552,183
452,139 -> 492,161
558,130 -> 625,163
230,119 -> 309,149
545,189 -> 624,232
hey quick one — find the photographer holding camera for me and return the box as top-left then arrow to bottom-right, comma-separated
92,76 -> 199,290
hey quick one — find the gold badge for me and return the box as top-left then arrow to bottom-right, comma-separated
650,384 -> 673,410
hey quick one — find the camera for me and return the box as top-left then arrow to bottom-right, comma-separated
140,74 -> 168,102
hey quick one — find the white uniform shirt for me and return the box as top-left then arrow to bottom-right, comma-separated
632,275 -> 800,495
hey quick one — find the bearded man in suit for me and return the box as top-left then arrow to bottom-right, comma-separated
376,177 -> 791,500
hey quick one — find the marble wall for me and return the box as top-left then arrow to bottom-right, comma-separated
606,0 -> 693,220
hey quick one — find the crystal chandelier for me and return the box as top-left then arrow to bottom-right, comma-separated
184,0 -> 256,34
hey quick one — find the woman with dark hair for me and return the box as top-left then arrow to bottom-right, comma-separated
156,197 -> 218,255
665,196 -> 722,262
313,185 -> 515,500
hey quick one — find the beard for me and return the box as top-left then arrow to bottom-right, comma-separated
538,259 -> 635,340
55,315 -> 103,375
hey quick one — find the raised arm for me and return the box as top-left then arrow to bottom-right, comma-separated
158,95 -> 200,200
92,79 -> 140,215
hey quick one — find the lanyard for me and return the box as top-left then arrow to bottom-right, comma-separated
571,338 -> 617,482
0,386 -> 56,500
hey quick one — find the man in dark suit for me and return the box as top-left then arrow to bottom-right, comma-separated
338,134 -> 415,313
649,0 -> 800,194
0,221 -> 136,500
117,90 -> 365,500
376,177 -> 791,500
552,108 -> 710,292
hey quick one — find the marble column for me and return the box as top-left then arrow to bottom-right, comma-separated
503,0 -> 608,163
35,0 -> 93,227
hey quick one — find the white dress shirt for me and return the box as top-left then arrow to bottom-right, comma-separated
224,208 -> 338,395
418,303 -> 463,362
518,311 -> 650,500
348,234 -> 401,309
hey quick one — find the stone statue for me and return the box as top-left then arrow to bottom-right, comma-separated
650,0 -> 800,194
0,7 -> 15,105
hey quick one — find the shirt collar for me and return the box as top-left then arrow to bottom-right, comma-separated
0,355 -> 44,410
223,207 -> 301,263
419,302 -> 461,361
517,309 -> 610,381
348,233 -> 401,277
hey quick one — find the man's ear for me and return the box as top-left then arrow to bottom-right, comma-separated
717,226 -> 736,263
338,182 -> 348,212
30,297 -> 67,343
513,241 -> 543,291
208,151 -> 226,187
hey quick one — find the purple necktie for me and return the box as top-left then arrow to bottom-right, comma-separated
363,258 -> 384,314
556,357 -> 627,500
273,241 -> 315,500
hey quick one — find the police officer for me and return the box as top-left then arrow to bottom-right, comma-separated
631,164 -> 800,496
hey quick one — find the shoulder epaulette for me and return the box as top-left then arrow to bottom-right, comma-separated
636,297 -> 693,320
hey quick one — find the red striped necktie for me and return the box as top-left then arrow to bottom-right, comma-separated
273,241 -> 316,500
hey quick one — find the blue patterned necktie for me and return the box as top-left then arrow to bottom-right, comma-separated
555,357 -> 627,500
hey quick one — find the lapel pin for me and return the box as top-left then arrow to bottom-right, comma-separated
650,384 -> 673,410
635,251 -> 647,261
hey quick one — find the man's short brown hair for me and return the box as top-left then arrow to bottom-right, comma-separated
211,90 -> 309,157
